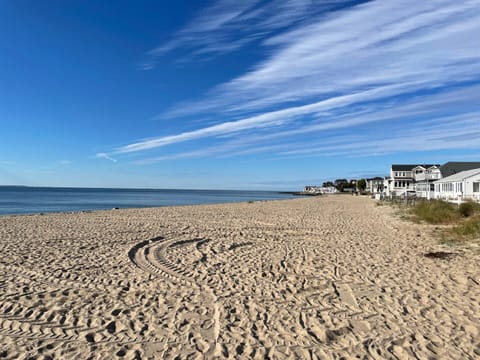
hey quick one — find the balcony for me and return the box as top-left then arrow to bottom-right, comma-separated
414,172 -> 441,181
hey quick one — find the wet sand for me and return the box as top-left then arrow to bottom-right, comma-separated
0,196 -> 478,359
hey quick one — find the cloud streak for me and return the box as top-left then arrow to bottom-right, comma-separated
134,88 -> 480,163
141,0 -> 367,68
164,0 -> 480,117
105,0 -> 480,164
96,153 -> 117,163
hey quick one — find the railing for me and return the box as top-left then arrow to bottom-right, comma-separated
414,174 -> 441,181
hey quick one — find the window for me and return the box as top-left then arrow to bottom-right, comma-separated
474,182 -> 480,193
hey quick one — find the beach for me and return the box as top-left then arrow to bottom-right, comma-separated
0,196 -> 478,359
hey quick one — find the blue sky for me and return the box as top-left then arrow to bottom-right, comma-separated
1,0 -> 480,190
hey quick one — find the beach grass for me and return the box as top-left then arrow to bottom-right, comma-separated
404,199 -> 480,243
410,199 -> 459,224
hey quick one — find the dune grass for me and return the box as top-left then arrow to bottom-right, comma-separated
458,200 -> 480,218
410,200 -> 460,224
451,217 -> 480,236
407,199 -> 480,243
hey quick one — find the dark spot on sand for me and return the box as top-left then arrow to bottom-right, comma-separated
116,349 -> 126,357
424,251 -> 456,260
85,333 -> 95,343
106,321 -> 116,334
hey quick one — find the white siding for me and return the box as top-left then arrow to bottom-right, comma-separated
434,170 -> 480,202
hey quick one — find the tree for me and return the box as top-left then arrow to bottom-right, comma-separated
322,181 -> 334,187
357,179 -> 366,191
334,179 -> 348,192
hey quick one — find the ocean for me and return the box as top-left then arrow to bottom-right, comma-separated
0,186 -> 295,216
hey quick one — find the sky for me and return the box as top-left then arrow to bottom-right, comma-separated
1,0 -> 480,190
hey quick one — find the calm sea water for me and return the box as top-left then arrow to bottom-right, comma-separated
0,186 -> 294,216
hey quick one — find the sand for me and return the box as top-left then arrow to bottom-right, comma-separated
0,195 -> 478,359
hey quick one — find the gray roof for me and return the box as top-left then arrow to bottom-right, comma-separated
391,164 -> 439,171
440,162 -> 480,177
366,176 -> 384,181
435,168 -> 480,183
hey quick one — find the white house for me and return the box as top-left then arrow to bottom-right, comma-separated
366,177 -> 384,194
433,168 -> 480,203
385,164 -> 419,197
413,165 -> 441,199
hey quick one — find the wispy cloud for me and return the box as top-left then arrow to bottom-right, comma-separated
107,0 -> 480,164
116,84 -> 410,154
277,112 -> 480,158
132,86 -> 480,163
96,153 -> 117,163
141,0 -> 367,68
164,0 -> 480,117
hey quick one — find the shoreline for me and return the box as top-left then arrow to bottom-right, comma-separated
0,189 -> 299,218
0,195 -> 304,218
0,196 -> 478,358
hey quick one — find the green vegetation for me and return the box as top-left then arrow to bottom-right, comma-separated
458,200 -> 480,217
408,199 -> 480,243
442,217 -> 480,243
410,200 -> 459,224
357,179 -> 366,191
450,217 -> 480,236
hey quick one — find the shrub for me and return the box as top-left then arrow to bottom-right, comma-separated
459,200 -> 480,218
411,200 -> 459,224
451,217 -> 480,237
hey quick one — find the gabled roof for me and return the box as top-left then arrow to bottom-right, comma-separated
391,164 -> 438,171
435,168 -> 480,183
440,162 -> 480,177
391,164 -> 418,171
412,164 -> 440,170
366,176 -> 384,181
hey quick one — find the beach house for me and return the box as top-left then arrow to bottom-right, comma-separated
413,165 -> 441,198
433,168 -> 480,203
366,177 -> 384,194
377,162 -> 480,199
384,165 -> 419,197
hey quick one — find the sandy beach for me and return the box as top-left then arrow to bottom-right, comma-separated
0,195 -> 478,359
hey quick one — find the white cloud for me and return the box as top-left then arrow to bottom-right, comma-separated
96,153 -> 117,163
134,87 -> 480,163
108,0 -> 480,163
116,84 -> 414,153
141,0 -> 361,68
164,0 -> 480,117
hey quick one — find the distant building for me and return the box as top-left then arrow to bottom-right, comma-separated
385,164 -> 423,197
368,161 -> 480,200
366,177 -> 384,194
433,168 -> 480,203
413,165 -> 441,199
303,186 -> 337,194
